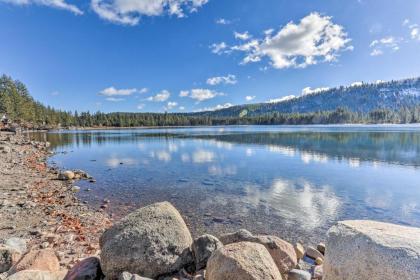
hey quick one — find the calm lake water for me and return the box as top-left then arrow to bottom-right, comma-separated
32,125 -> 420,244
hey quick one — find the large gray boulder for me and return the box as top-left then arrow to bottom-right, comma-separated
100,202 -> 193,279
324,220 -> 420,280
206,241 -> 283,280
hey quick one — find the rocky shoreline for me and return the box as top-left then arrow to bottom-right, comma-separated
0,132 -> 111,273
1,132 -> 420,280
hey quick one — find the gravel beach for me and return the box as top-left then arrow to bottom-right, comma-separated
0,132 -> 111,270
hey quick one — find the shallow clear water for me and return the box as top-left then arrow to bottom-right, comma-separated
31,125 -> 420,244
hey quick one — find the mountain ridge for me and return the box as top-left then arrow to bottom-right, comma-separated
193,77 -> 420,117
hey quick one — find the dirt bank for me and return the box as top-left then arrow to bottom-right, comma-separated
0,132 -> 111,269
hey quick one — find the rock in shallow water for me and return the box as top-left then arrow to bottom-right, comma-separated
58,171 -> 75,180
206,241 -> 283,280
324,220 -> 420,280
100,201 -> 193,279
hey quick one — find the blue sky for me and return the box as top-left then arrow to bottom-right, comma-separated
0,0 -> 419,113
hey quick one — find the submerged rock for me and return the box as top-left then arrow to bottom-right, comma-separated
191,234 -> 223,270
100,201 -> 193,279
58,171 -> 75,181
324,220 -> 420,280
206,241 -> 283,280
71,186 -> 81,193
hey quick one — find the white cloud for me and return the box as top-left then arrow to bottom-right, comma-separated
206,74 -> 237,85
105,97 -> 125,102
215,18 -> 230,25
164,101 -> 178,110
180,88 -> 224,102
234,31 -> 251,40
179,90 -> 189,97
91,0 -> 208,26
210,42 -> 229,55
301,86 -> 329,96
147,90 -> 170,102
402,19 -> 420,40
137,103 -> 145,109
179,106 -> 185,110
1,0 -> 83,15
245,95 -> 255,101
139,88 -> 148,94
195,103 -> 233,112
50,91 -> 60,96
370,49 -> 383,56
410,24 -> 419,40
99,86 -> 138,96
369,36 -> 400,56
266,95 -> 296,103
264,28 -> 274,36
216,12 -> 352,69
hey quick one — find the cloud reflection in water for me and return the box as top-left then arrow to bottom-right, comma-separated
243,178 -> 341,230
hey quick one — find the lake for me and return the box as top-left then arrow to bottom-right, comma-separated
31,125 -> 420,244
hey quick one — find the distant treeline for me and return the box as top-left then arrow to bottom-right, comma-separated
1,74 -> 420,128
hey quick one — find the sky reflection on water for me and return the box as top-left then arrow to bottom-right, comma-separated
32,125 -> 420,244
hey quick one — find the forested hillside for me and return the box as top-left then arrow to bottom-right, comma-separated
197,78 -> 420,118
1,74 -> 420,128
0,75 -> 74,127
